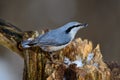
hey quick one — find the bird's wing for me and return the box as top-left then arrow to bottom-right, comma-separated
22,36 -> 70,47
39,38 -> 70,46
27,30 -> 71,46
21,34 -> 44,48
38,31 -> 71,46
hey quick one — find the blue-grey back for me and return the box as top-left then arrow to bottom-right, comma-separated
37,29 -> 71,46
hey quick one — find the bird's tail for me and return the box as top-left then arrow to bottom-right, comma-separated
21,39 -> 37,48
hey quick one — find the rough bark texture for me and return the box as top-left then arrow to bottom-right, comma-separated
0,19 -> 119,80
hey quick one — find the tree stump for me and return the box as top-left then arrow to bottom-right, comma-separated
0,19 -> 119,80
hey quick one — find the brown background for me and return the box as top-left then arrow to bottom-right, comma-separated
0,0 -> 119,80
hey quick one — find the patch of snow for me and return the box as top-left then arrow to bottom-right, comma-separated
64,57 -> 71,66
28,38 -> 34,40
87,53 -> 94,62
64,57 -> 83,68
93,63 -> 98,67
72,58 -> 83,67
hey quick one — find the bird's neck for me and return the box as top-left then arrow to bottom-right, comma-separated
68,27 -> 80,40
69,30 -> 77,40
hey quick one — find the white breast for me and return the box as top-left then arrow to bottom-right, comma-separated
41,43 -> 69,52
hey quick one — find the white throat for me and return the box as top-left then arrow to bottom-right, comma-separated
69,27 -> 80,39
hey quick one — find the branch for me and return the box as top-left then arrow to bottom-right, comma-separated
0,19 -> 38,58
0,19 -> 24,57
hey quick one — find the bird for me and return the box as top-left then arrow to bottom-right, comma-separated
21,22 -> 88,52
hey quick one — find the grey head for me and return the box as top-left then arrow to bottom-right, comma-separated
58,21 -> 88,39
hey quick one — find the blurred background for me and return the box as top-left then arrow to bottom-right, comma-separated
0,0 -> 120,80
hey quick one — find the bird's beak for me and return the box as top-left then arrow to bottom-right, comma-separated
80,23 -> 88,28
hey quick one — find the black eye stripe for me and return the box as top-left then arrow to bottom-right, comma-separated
65,24 -> 80,33
72,24 -> 80,27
